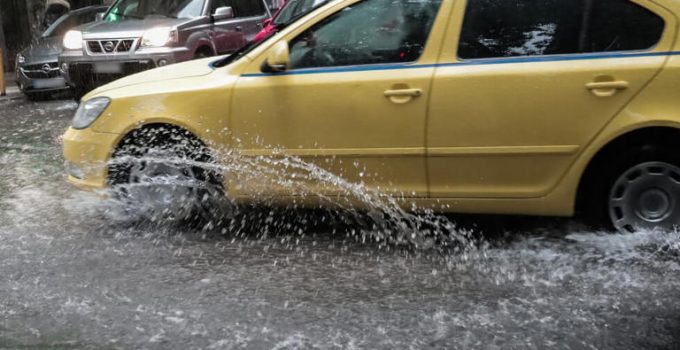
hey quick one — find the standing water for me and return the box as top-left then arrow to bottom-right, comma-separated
1,98 -> 679,349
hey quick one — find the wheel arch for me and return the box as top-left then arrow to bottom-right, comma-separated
575,125 -> 680,216
108,122 -> 217,185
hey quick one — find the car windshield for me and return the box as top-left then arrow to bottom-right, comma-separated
273,0 -> 330,26
42,9 -> 103,38
105,0 -> 205,21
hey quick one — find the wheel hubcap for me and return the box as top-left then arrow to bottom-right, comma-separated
121,151 -> 203,220
609,161 -> 680,233
636,188 -> 671,221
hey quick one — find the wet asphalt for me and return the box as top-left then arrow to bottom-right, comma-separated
1,95 -> 679,350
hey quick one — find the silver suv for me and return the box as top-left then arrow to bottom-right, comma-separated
59,0 -> 270,98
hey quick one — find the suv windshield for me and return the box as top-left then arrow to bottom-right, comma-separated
273,0 -> 329,26
105,0 -> 205,21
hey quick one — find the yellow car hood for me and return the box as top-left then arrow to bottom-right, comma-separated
85,56 -> 221,97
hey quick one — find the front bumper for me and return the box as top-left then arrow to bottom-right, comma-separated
60,47 -> 192,88
15,62 -> 69,93
63,127 -> 120,190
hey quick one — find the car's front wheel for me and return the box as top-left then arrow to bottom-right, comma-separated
108,127 -> 228,223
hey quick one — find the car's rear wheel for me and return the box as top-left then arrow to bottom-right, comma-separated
108,127 -> 229,223
608,161 -> 680,233
585,144 -> 680,233
194,47 -> 213,60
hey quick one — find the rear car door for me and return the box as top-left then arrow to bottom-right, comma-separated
231,0 -> 270,41
427,0 -> 676,201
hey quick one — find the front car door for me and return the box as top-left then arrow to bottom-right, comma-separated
427,0 -> 675,211
209,0 -> 246,53
229,0 -> 450,199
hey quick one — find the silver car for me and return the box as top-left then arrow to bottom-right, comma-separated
15,6 -> 108,100
59,0 -> 270,99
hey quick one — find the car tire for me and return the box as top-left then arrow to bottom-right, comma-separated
584,144 -> 680,233
194,47 -> 213,60
108,127 -> 229,223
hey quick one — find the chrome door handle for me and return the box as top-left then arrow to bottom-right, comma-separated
585,80 -> 629,97
235,26 -> 243,32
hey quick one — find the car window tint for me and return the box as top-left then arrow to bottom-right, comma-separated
232,0 -> 266,17
289,0 -> 442,69
458,0 -> 665,60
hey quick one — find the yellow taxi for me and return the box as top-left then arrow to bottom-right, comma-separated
63,0 -> 680,232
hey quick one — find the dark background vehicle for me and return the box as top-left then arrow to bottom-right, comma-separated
60,0 -> 271,99
15,5 -> 108,99
253,0 -> 330,42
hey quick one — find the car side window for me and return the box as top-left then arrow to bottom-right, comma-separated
232,0 -> 267,17
458,0 -> 665,60
288,0 -> 442,70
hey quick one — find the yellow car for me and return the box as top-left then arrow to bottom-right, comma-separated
63,0 -> 680,232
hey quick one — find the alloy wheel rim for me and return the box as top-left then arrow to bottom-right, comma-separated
608,161 -> 680,233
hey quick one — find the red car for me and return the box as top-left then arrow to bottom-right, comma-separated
253,0 -> 331,42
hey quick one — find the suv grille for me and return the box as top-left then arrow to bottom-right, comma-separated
86,39 -> 136,54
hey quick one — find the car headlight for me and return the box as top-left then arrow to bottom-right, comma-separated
63,30 -> 83,50
141,27 -> 176,47
17,53 -> 25,65
72,97 -> 110,129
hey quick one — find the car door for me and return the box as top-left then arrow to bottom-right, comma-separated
231,0 -> 270,41
427,0 -> 676,200
210,0 -> 246,53
229,0 -> 449,198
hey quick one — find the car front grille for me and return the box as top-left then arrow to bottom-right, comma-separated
21,62 -> 61,79
86,39 -> 137,54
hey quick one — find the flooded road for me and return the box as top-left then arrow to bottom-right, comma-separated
1,97 -> 679,349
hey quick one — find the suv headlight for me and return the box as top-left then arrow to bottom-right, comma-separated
17,53 -> 25,65
141,27 -> 177,47
63,30 -> 83,50
72,97 -> 110,129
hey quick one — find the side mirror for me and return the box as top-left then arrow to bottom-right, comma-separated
96,12 -> 105,21
263,18 -> 272,26
213,6 -> 234,20
261,41 -> 290,73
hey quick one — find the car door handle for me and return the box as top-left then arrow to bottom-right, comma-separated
235,26 -> 243,32
585,80 -> 629,97
385,89 -> 423,97
384,88 -> 422,104
384,88 -> 422,97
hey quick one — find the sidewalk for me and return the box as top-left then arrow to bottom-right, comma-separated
1,72 -> 22,101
